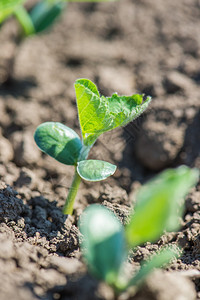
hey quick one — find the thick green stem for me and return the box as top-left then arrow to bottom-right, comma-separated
62,168 -> 81,215
14,6 -> 35,36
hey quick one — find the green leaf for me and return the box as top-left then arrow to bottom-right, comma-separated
14,6 -> 35,36
34,122 -> 82,165
30,1 -> 66,33
75,78 -> 151,146
128,246 -> 180,287
79,204 -> 126,285
0,0 -> 26,23
77,159 -> 116,181
125,166 -> 199,248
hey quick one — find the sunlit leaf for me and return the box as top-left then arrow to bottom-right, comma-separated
30,1 -> 66,33
77,159 -> 116,181
125,166 -> 199,248
34,122 -> 82,165
75,78 -> 151,146
79,204 -> 126,285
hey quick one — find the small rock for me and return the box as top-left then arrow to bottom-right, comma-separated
164,71 -> 194,94
0,183 -> 25,222
58,225 -> 79,255
134,122 -> 185,170
185,191 -> 200,213
36,268 -> 66,289
14,167 -> 37,189
11,131 -> 41,166
176,232 -> 190,249
48,256 -> 83,275
193,234 -> 200,255
99,183 -> 129,206
0,129 -> 14,163
6,99 -> 42,128
0,238 -> 14,259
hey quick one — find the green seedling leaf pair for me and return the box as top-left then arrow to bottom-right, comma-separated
29,0 -> 66,34
79,166 -> 199,293
0,0 -> 118,37
0,0 -> 65,36
34,78 -> 151,214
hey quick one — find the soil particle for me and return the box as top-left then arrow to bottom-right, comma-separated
134,120 -> 185,170
193,235 -> 200,255
0,129 -> 14,163
14,167 -> 38,189
0,183 -> 25,222
163,71 -> 195,95
48,256 -> 83,275
185,191 -> 200,213
57,225 -> 80,257
133,270 -> 196,300
11,130 -> 41,166
134,98 -> 200,170
99,183 -> 129,206
0,235 -> 15,259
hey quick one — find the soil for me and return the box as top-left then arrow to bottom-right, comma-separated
0,0 -> 200,299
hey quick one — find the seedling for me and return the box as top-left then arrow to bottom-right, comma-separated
0,0 -> 66,36
0,0 -> 114,83
34,78 -> 151,214
79,166 -> 199,293
0,0 -> 116,36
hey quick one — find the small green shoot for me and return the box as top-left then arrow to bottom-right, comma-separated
125,165 -> 199,248
0,0 -> 65,36
34,78 -> 151,214
79,166 -> 199,293
79,205 -> 126,286
0,0 -> 117,37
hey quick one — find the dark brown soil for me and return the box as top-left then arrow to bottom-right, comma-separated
0,0 -> 200,299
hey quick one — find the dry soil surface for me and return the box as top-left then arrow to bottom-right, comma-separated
0,0 -> 200,299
